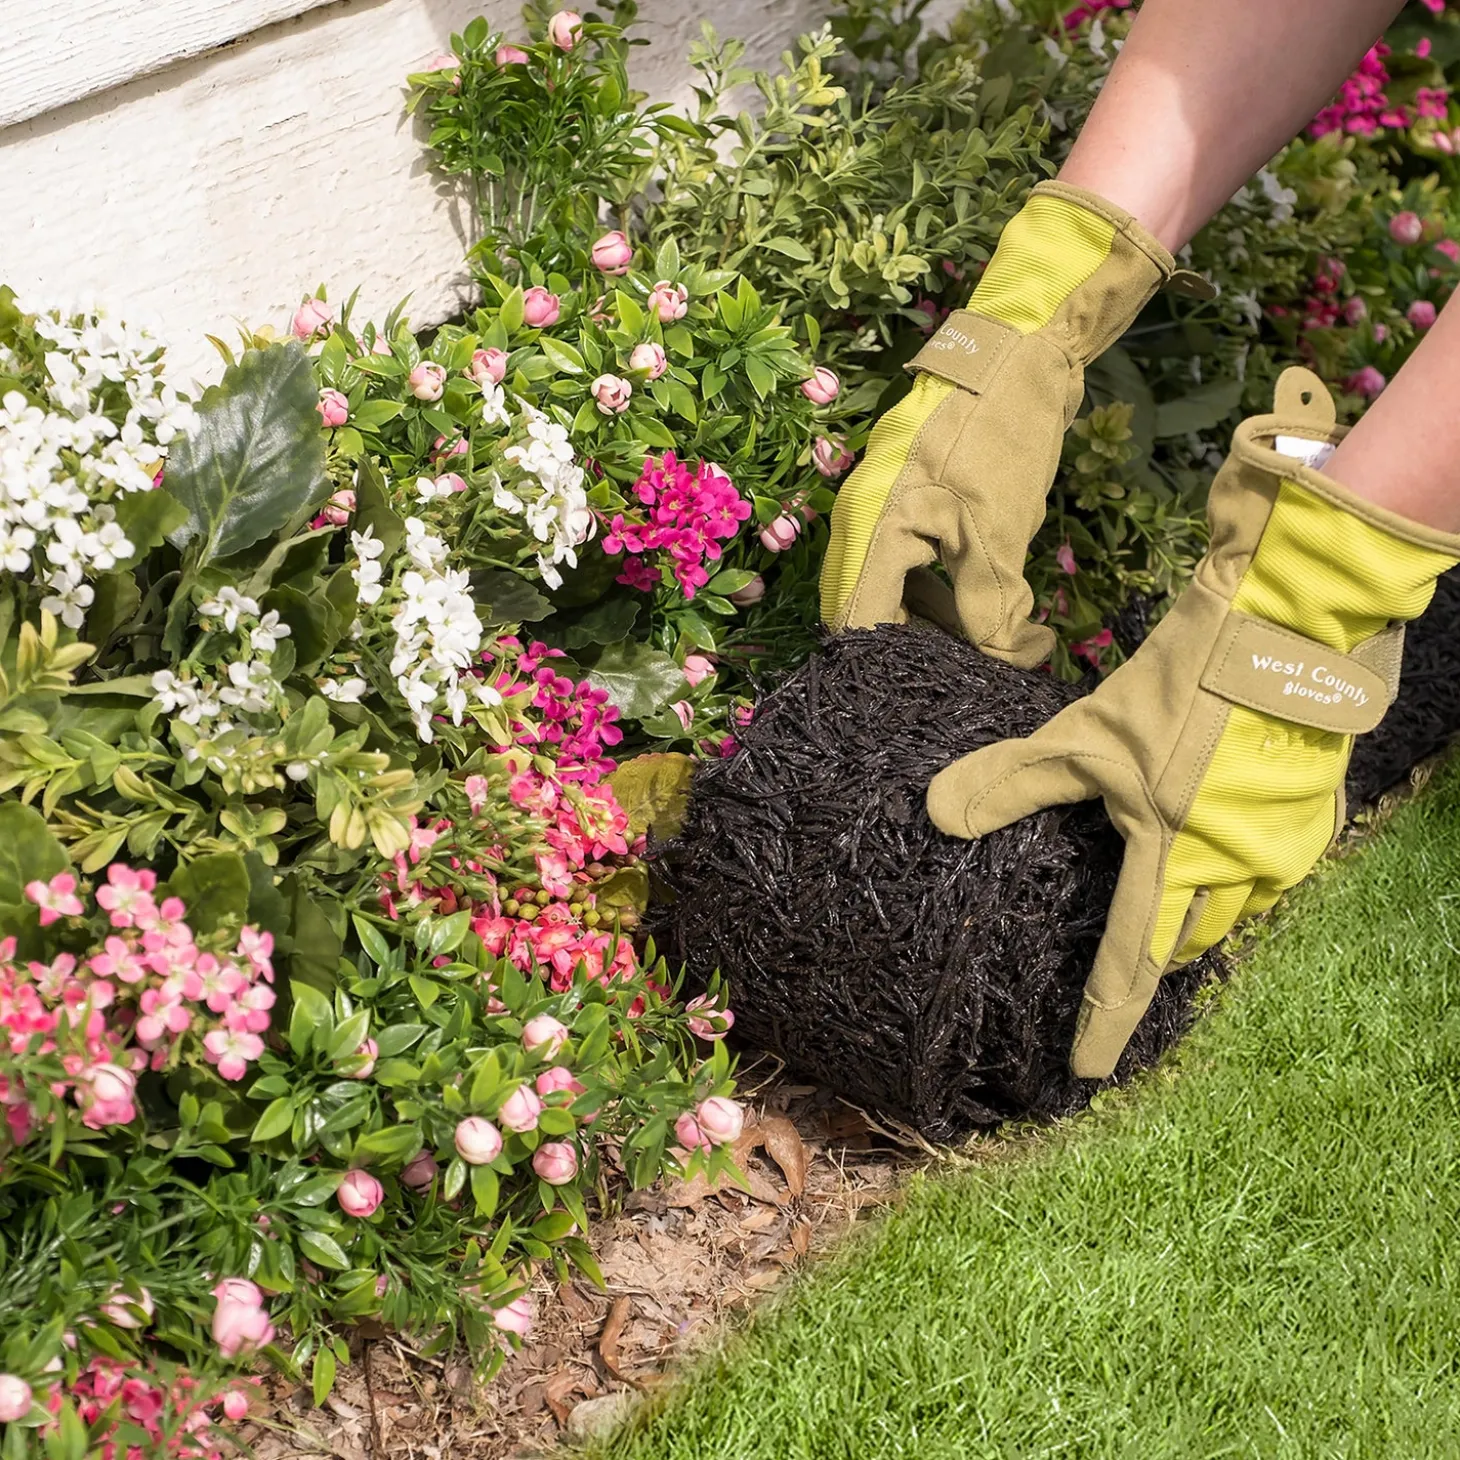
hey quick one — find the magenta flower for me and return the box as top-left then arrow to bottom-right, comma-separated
1389,211 -> 1424,246
1345,365 -> 1387,399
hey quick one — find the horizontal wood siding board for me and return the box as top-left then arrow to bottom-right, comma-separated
0,0 -> 340,128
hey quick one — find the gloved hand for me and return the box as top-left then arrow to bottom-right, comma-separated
927,367 -> 1460,1078
820,180 -> 1208,666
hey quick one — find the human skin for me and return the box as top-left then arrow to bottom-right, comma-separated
1058,0 -> 1460,531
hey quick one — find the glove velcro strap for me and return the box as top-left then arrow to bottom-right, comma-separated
905,311 -> 1021,394
1200,613 -> 1402,735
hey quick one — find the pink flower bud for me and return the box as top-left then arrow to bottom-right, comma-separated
1345,365 -> 1387,399
800,366 -> 840,404
222,1390 -> 250,1422
499,1084 -> 543,1133
455,1115 -> 503,1165
323,488 -> 355,526
728,575 -> 765,607
0,1376 -> 32,1423
100,1285 -> 154,1329
1372,322 -> 1389,343
522,287 -> 562,328
291,297 -> 333,341
400,1151 -> 438,1190
695,1095 -> 743,1146
426,52 -> 458,73
467,347 -> 508,385
591,230 -> 634,275
434,472 -> 469,494
494,1292 -> 534,1336
496,43 -> 530,65
671,699 -> 694,732
535,1065 -> 586,1098
316,388 -> 350,428
212,1296 -> 274,1359
629,341 -> 667,379
432,433 -> 470,463
685,993 -> 734,1040
1390,211 -> 1424,246
1408,299 -> 1438,330
759,515 -> 801,553
812,436 -> 854,478
211,1278 -> 263,1309
532,1141 -> 579,1184
547,10 -> 582,50
1435,238 -> 1460,264
682,653 -> 715,687
675,1111 -> 712,1152
1055,542 -> 1078,575
590,373 -> 632,414
647,280 -> 689,323
522,1014 -> 569,1057
1342,296 -> 1368,325
337,1169 -> 384,1217
344,1038 -> 378,1078
408,362 -> 447,402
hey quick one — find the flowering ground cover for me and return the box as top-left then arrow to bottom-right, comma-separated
3,0 -> 1460,1455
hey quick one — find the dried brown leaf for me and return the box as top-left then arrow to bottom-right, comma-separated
758,1116 -> 807,1196
544,1369 -> 581,1427
791,1220 -> 813,1256
598,1297 -> 632,1383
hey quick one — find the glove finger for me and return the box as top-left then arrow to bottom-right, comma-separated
1171,881 -> 1253,965
829,523 -> 936,632
1070,825 -> 1168,1080
926,718 -> 1110,840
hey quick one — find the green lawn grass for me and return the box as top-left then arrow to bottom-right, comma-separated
586,763 -> 1460,1460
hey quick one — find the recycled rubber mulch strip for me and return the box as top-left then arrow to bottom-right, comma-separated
649,566 -> 1460,1142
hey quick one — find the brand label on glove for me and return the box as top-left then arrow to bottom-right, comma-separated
906,311 -> 1021,395
1201,613 -> 1391,735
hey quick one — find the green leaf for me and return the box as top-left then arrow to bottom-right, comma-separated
244,853 -> 291,936
0,803 -> 69,906
84,572 -> 142,648
704,567 -> 759,596
1084,345 -> 1157,454
587,640 -> 686,719
605,753 -> 696,839
288,980 -> 333,1058
556,596 -> 640,648
165,343 -> 329,564
298,1231 -> 350,1271
352,1124 -> 422,1165
532,1211 -> 577,1242
470,1162 -> 500,1217
166,852 -> 250,934
470,569 -> 553,626
251,1098 -> 294,1143
1153,378 -> 1244,439
352,398 -> 406,429
354,457 -> 405,562
374,1023 -> 427,1057
289,880 -> 342,992
312,1345 -> 337,1408
759,237 -> 813,262
111,488 -> 188,566
539,336 -> 585,374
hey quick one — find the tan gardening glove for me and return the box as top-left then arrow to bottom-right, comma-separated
820,180 -> 1208,665
927,367 -> 1460,1078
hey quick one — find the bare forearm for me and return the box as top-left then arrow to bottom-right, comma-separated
1058,0 -> 1403,250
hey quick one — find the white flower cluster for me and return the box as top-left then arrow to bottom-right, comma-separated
0,301 -> 196,628
386,518 -> 501,742
493,408 -> 596,590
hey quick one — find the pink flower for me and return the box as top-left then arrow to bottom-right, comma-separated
344,1038 -> 378,1078
212,1278 -> 263,1309
95,864 -> 157,927
432,433 -> 470,465
316,388 -> 349,428
499,1084 -> 543,1132
1434,238 -> 1460,265
76,1062 -> 137,1129
535,1066 -> 586,1099
401,1150 -> 439,1190
547,10 -> 582,50
494,1293 -> 534,1337
291,297 -> 333,341
1345,365 -> 1387,399
647,280 -> 689,323
1372,322 -> 1389,343
674,1111 -> 712,1152
1055,542 -> 1078,575
1390,211 -> 1424,246
323,487 -> 356,525
434,472 -> 469,495
532,1141 -> 579,1184
203,1026 -> 264,1081
695,1095 -> 743,1146
100,1286 -> 154,1329
759,515 -> 801,553
337,1169 -> 384,1217
728,575 -> 765,607
629,341 -> 668,379
222,1390 -> 250,1422
522,286 -> 562,328
468,347 -> 508,385
591,230 -> 634,275
682,654 -> 715,687
590,373 -> 632,414
455,1115 -> 503,1165
812,436 -> 854,478
685,993 -> 734,1040
408,361 -> 447,401
1408,300 -> 1438,330
800,366 -> 840,404
1343,296 -> 1368,325
670,700 -> 694,732
496,43 -> 530,64
522,1014 -> 569,1057
25,872 -> 83,927
212,1294 -> 274,1359
0,1376 -> 32,1423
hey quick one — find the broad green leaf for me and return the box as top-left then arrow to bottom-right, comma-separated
539,336 -> 585,374
298,1231 -> 350,1271
470,569 -> 553,626
166,852 -> 250,934
111,488 -> 188,567
251,1098 -> 294,1143
312,1346 -> 337,1408
587,640 -> 686,719
606,753 -> 696,840
165,343 -> 328,564
1153,378 -> 1244,439
557,596 -> 640,648
354,457 -> 405,562
759,236 -> 813,262
0,803 -> 69,906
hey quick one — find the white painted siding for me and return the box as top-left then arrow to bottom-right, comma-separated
0,0 -> 828,387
